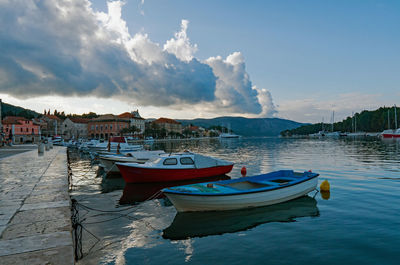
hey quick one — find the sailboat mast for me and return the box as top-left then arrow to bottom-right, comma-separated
352,112 -> 354,133
355,114 -> 357,133
331,111 -> 334,132
395,105 -> 398,129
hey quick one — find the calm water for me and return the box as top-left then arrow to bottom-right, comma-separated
70,137 -> 400,265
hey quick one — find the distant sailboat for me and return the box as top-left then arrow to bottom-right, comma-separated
325,111 -> 340,137
381,105 -> 400,138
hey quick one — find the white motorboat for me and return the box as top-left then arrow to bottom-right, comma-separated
98,150 -> 166,174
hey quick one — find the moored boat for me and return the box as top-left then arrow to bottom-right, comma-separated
381,129 -> 400,138
88,136 -> 143,153
162,170 -> 319,212
219,133 -> 240,139
116,152 -> 233,183
98,150 -> 166,174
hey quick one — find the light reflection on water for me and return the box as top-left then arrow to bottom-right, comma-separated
70,137 -> 400,265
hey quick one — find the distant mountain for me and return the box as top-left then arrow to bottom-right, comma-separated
1,101 -> 41,119
178,117 -> 304,137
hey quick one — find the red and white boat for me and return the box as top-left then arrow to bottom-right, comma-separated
116,152 -> 234,183
381,129 -> 400,138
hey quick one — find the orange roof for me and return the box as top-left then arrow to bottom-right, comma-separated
2,116 -> 28,125
118,112 -> 144,120
70,117 -> 90,124
153,117 -> 181,124
118,112 -> 134,118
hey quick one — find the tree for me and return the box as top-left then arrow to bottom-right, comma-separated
81,112 -> 99,119
120,125 -> 140,136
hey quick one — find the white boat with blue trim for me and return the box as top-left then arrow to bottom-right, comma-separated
162,170 -> 319,212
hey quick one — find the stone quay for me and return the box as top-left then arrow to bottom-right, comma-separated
0,145 -> 74,265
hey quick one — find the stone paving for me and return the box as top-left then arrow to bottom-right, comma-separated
0,146 -> 74,265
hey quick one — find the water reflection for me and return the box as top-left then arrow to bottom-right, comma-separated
163,196 -> 319,240
119,175 -> 231,204
101,178 -> 125,193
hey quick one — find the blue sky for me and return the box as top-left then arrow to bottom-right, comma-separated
1,0 -> 399,122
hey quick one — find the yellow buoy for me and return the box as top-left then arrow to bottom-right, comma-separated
320,180 -> 330,192
321,191 -> 330,200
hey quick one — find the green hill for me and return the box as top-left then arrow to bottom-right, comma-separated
1,101 -> 41,119
178,117 -> 304,137
281,106 -> 399,136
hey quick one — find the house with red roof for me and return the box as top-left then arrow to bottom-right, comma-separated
87,114 -> 130,139
2,116 -> 40,144
41,114 -> 63,138
153,117 -> 182,135
118,110 -> 145,135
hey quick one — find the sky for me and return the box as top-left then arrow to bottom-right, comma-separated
1,0 -> 399,123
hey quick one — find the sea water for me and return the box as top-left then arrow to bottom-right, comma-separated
70,137 -> 400,265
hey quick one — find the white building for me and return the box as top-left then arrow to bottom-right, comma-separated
118,110 -> 145,135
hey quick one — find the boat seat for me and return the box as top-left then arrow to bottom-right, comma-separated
220,181 -> 271,191
251,178 -> 295,186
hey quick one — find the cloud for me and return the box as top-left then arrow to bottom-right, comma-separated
206,52 -> 275,115
0,0 -> 276,117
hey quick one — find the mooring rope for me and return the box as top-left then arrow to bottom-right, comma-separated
70,188 -> 164,260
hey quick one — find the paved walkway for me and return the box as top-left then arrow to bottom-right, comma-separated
0,144 -> 37,159
0,146 -> 74,265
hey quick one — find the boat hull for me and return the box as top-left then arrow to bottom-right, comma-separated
164,177 -> 318,212
382,133 -> 400,138
117,164 -> 233,183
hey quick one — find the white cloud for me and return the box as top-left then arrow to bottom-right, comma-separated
205,52 -> 276,116
164,20 -> 198,62
0,0 -> 275,118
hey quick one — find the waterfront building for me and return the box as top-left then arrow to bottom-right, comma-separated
118,110 -> 145,135
2,116 -> 40,144
41,115 -> 63,138
153,118 -> 182,136
87,114 -> 130,139
61,117 -> 89,140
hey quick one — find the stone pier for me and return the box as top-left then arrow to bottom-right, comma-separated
0,146 -> 74,264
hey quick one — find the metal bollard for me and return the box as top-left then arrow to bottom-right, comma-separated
45,142 -> 50,151
50,141 -> 53,149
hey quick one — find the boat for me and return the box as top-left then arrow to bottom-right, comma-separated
116,152 -> 234,183
87,136 -> 143,153
162,170 -> 319,212
381,129 -> 400,138
381,105 -> 400,138
163,196 -> 319,240
98,150 -> 166,174
51,135 -> 64,146
219,133 -> 240,139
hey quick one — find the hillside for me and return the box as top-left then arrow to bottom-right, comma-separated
178,117 -> 304,137
281,106 -> 399,136
1,101 -> 40,119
